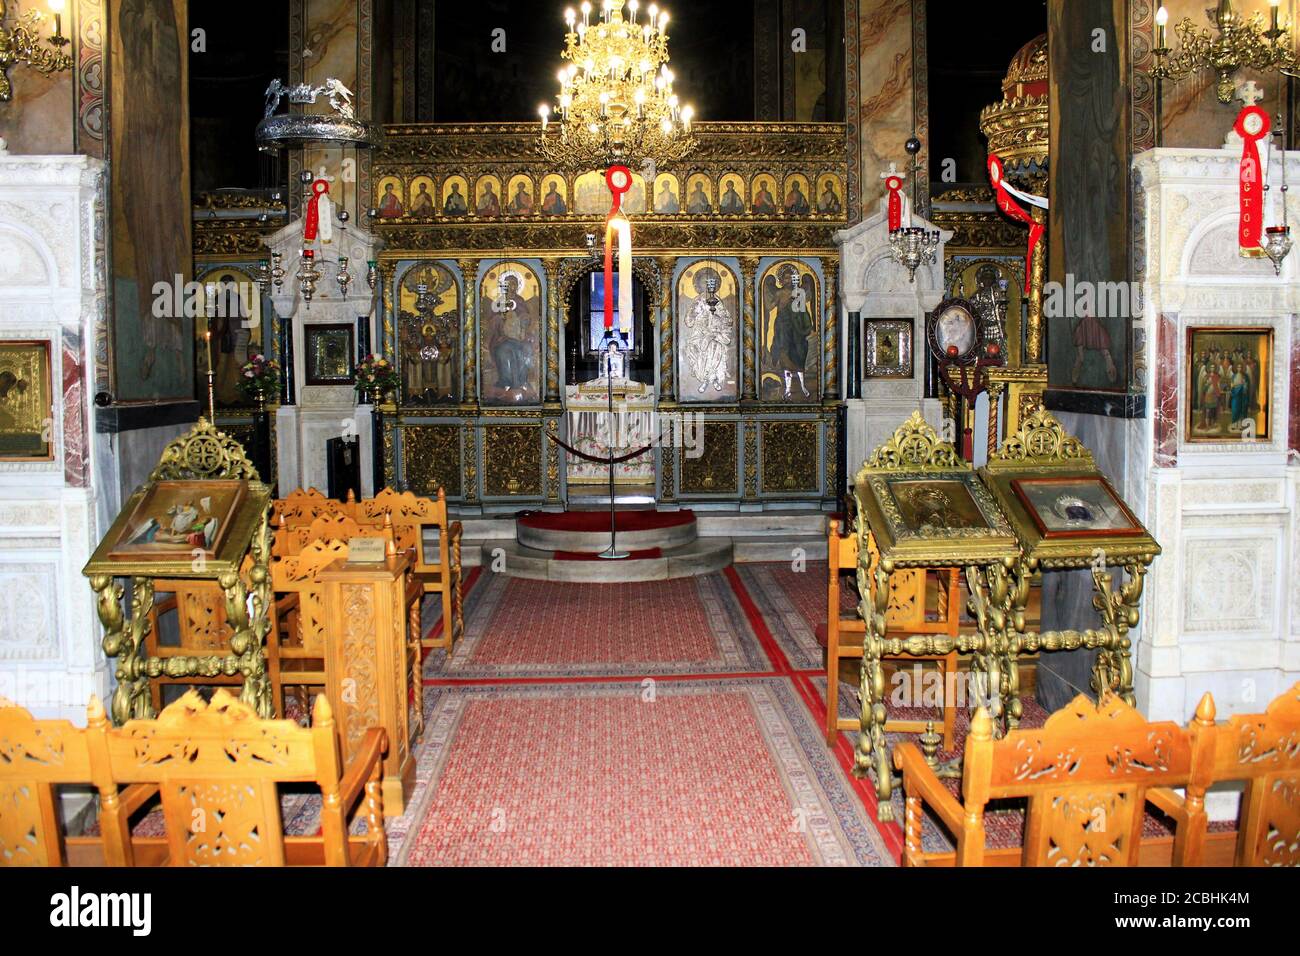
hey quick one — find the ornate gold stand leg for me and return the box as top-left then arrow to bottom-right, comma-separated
853,557 -> 894,821
92,574 -> 156,723
1088,559 -> 1144,705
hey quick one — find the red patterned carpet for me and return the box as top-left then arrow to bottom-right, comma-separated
424,569 -> 773,678
390,679 -> 888,866
384,560 -> 1076,866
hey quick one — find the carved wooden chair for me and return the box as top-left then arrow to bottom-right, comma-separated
893,692 -> 1216,867
270,538 -> 349,720
822,519 -> 961,748
359,488 -> 464,653
0,696 -> 147,866
95,688 -> 387,866
1193,681 -> 1300,867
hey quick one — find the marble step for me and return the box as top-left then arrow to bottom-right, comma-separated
481,536 -> 733,583
517,514 -> 697,552
694,512 -> 830,538
732,535 -> 828,563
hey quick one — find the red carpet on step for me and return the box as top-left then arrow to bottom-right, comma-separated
518,509 -> 694,533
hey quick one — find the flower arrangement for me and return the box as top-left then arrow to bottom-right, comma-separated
354,353 -> 400,398
238,354 -> 281,401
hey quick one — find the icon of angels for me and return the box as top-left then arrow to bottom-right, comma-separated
408,176 -> 436,216
676,261 -> 739,401
751,175 -> 778,215
783,174 -> 812,216
717,174 -> 745,215
816,173 -> 844,215
540,174 -> 568,216
684,174 -> 713,214
760,260 -> 819,401
574,170 -> 607,214
377,176 -> 405,218
479,261 -> 542,404
441,175 -> 469,217
506,175 -> 536,216
398,261 -> 461,404
197,267 -> 264,407
623,172 -> 647,213
654,173 -> 682,214
475,175 -> 503,218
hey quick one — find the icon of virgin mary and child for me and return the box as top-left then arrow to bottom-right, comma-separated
488,270 -> 537,401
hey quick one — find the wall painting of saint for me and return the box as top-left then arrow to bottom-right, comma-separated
196,267 -> 263,407
398,261 -> 461,405
676,260 -> 738,401
377,177 -> 405,218
479,261 -> 542,404
441,176 -> 469,217
760,260 -> 820,401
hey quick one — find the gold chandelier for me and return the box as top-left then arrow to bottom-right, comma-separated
537,0 -> 696,170
1151,1 -> 1295,104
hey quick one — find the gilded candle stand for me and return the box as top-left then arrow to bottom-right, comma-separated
83,419 -> 275,723
850,412 -> 1020,819
979,407 -> 1161,721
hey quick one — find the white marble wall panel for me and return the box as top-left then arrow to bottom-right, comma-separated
1133,147 -> 1300,726
0,148 -> 109,721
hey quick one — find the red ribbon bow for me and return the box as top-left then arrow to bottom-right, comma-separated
1234,106 -> 1270,250
884,174 -> 904,231
304,179 -> 330,241
988,155 -> 1041,293
603,165 -> 633,331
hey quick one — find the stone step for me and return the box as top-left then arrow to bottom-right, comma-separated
732,535 -> 828,563
695,511 -> 830,538
481,537 -> 733,583
517,514 -> 697,552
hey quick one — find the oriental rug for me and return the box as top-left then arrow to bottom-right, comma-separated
387,677 -> 892,866
423,569 -> 772,679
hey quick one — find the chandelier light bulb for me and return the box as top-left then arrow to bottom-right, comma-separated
1155,5 -> 1167,25
659,11 -> 669,30
565,7 -> 576,26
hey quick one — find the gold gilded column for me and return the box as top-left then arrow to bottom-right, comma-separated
542,258 -> 562,403
657,254 -> 677,401
739,254 -> 760,401
822,257 -> 839,401
1026,206 -> 1046,365
457,259 -> 478,403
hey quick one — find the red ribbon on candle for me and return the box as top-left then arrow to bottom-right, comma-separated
303,179 -> 330,241
884,174 -> 904,231
1234,106 -> 1271,251
988,155 -> 1041,293
603,165 -> 633,331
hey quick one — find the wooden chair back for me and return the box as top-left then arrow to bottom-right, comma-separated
272,488 -> 355,527
958,693 -> 1212,867
96,689 -> 386,867
1,697 -> 99,866
272,539 -> 350,658
359,487 -> 463,651
274,513 -> 390,558
1206,681 -> 1300,866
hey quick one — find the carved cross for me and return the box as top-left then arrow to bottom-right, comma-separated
879,162 -> 903,183
1235,79 -> 1264,108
